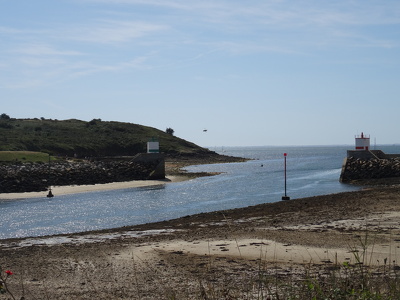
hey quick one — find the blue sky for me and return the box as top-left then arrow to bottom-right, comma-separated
1,0 -> 399,147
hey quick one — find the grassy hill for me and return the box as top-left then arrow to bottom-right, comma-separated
0,151 -> 56,163
0,117 -> 212,158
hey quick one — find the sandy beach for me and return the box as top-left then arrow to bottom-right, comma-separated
1,177 -> 400,298
0,175 -> 188,200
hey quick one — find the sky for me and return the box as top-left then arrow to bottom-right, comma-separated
1,0 -> 400,147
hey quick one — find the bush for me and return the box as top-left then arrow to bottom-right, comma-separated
0,113 -> 10,120
166,127 -> 174,135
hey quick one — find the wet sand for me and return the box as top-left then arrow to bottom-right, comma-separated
1,181 -> 400,299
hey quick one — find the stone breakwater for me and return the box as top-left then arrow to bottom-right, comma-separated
0,160 -> 160,193
340,157 -> 400,183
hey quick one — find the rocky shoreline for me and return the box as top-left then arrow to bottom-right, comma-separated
0,153 -> 246,194
0,160 -> 160,193
340,156 -> 400,183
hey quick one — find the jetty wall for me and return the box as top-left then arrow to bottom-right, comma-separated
131,153 -> 165,179
340,150 -> 400,183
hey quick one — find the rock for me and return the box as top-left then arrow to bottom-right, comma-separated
340,157 -> 400,183
0,159 -> 161,193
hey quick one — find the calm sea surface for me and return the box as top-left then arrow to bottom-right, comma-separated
1,145 -> 399,239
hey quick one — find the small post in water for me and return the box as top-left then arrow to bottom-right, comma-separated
47,154 -> 54,198
282,153 -> 290,200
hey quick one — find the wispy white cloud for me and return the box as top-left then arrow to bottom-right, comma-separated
16,44 -> 83,56
79,0 -> 192,10
0,26 -> 24,34
1,54 -> 150,89
63,55 -> 150,79
76,0 -> 400,55
18,57 -> 66,67
0,17 -> 163,88
2,0 -> 399,91
68,20 -> 167,44
0,79 -> 44,90
80,0 -> 400,26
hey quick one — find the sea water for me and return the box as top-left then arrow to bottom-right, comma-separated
1,145 -> 399,239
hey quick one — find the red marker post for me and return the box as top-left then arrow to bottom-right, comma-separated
282,153 -> 290,200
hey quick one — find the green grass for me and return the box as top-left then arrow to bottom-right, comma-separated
0,118 -> 211,157
0,151 -> 56,163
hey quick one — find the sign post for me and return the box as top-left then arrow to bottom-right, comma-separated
282,153 -> 290,200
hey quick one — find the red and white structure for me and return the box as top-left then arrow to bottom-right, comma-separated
355,132 -> 370,151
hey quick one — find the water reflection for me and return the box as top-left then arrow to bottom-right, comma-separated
0,145 -> 365,239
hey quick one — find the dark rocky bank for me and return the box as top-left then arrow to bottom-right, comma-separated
0,160 -> 160,193
0,153 -> 247,193
340,156 -> 400,183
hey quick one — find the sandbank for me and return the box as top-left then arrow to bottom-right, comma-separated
0,175 -> 189,200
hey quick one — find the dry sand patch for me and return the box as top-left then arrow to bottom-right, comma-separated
120,237 -> 400,267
